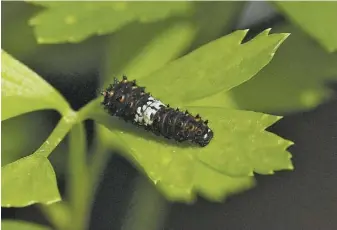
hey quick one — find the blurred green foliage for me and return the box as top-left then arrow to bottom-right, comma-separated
201,24 -> 337,113
2,1 -> 336,230
275,2 -> 337,52
1,220 -> 51,230
29,1 -> 192,44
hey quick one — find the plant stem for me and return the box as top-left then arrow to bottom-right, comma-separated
83,125 -> 115,228
68,123 -> 113,230
34,109 -> 77,158
39,202 -> 71,230
77,97 -> 102,121
67,123 -> 90,230
121,175 -> 169,230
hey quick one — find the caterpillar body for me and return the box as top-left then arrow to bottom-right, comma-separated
101,76 -> 214,147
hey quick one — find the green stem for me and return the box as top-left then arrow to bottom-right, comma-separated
34,109 -> 77,158
39,202 -> 71,230
83,125 -> 115,228
67,122 -> 113,230
121,175 -> 169,230
39,102 -> 110,230
77,97 -> 102,121
67,123 -> 90,230
88,141 -> 111,198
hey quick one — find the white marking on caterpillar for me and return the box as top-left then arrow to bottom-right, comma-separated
134,98 -> 165,126
134,114 -> 141,123
203,129 -> 212,139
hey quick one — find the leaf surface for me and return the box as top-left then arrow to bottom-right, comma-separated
138,29 -> 289,106
91,105 -> 292,177
28,2 -> 192,44
82,30 -> 292,201
1,155 -> 61,207
1,50 -> 70,120
97,124 -> 255,202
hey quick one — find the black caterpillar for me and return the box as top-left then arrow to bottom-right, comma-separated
101,76 -> 214,147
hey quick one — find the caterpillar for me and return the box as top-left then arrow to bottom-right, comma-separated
101,76 -> 214,147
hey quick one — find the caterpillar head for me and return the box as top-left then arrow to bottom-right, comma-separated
184,117 -> 213,147
194,122 -> 214,147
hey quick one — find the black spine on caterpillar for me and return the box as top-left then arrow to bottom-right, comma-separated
101,76 -> 214,147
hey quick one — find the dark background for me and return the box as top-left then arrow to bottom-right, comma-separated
2,2 -> 337,230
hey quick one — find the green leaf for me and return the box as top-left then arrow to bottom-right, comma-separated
83,98 -> 291,201
1,111 -> 77,208
82,29 -> 292,201
2,2 -> 106,77
102,20 -> 196,86
1,2 -> 39,60
1,155 -> 61,207
91,104 -> 292,176
1,50 -> 70,120
275,2 -> 337,52
138,29 -> 289,106
101,2 -> 244,87
97,124 -> 255,202
192,164 -> 255,202
1,220 -> 51,230
208,24 -> 337,113
28,2 -> 192,44
188,107 -> 293,176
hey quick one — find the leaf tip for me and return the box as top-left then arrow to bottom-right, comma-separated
28,17 -> 39,26
287,163 -> 294,171
275,115 -> 283,122
263,28 -> 272,35
261,28 -> 290,41
46,197 -> 62,205
267,170 -> 275,175
37,37 -> 45,44
286,140 -> 295,148
233,29 -> 250,44
281,32 -> 291,41
242,28 -> 250,38
269,32 -> 291,58
327,46 -> 337,52
278,33 -> 291,45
